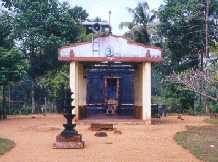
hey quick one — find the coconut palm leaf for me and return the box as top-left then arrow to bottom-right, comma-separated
119,1 -> 158,44
119,22 -> 134,29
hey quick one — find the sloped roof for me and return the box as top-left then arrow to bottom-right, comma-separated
58,35 -> 162,62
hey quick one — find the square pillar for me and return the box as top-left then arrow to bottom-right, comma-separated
77,63 -> 87,119
70,61 -> 79,119
134,64 -> 143,119
78,63 -> 87,106
142,62 -> 151,122
70,62 -> 86,120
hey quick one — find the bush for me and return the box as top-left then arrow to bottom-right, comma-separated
209,102 -> 218,113
151,96 -> 164,105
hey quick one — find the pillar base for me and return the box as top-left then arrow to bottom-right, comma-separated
53,134 -> 85,149
143,119 -> 151,124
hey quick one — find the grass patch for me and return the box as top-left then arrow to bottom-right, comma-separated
0,138 -> 15,155
204,118 -> 218,125
175,126 -> 218,162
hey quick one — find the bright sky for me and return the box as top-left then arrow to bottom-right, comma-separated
65,0 -> 164,35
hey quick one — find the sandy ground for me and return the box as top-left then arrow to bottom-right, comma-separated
0,114 -> 207,162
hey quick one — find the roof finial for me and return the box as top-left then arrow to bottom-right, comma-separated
109,10 -> 111,26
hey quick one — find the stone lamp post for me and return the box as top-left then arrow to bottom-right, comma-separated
54,88 -> 84,149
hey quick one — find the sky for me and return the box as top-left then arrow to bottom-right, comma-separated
65,0 -> 164,35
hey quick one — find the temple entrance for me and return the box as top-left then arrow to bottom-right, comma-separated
105,77 -> 119,101
59,35 -> 162,121
104,77 -> 120,115
86,63 -> 135,117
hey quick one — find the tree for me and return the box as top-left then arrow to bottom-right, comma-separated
2,0 -> 88,113
119,1 -> 156,44
0,48 -> 28,119
0,11 -> 28,119
68,6 -> 88,23
37,64 -> 69,112
167,55 -> 218,113
158,0 -> 218,113
158,0 -> 218,72
0,48 -> 27,84
168,68 -> 217,102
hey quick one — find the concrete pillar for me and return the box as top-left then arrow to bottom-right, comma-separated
70,61 -> 79,119
78,63 -> 87,106
134,64 -> 143,106
70,62 -> 86,120
142,62 -> 151,122
134,64 -> 143,119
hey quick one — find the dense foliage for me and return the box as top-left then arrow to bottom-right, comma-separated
0,11 -> 28,119
0,0 -> 89,117
159,0 -> 218,72
157,0 -> 218,113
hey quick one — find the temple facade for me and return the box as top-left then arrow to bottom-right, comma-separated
58,35 -> 162,122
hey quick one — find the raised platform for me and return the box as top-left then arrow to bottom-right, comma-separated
78,115 -> 146,125
90,123 -> 114,131
53,134 -> 85,149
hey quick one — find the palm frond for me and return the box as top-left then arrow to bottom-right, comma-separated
127,7 -> 135,15
119,22 -> 134,29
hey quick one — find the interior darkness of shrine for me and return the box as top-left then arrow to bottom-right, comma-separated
85,63 -> 136,117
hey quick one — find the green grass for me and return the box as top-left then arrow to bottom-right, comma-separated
0,138 -> 15,155
175,125 -> 218,162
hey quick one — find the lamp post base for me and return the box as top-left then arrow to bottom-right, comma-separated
53,134 -> 85,149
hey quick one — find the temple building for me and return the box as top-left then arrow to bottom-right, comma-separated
58,35 -> 162,123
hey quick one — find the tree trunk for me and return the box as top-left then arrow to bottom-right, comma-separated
31,82 -> 36,113
204,97 -> 209,113
2,83 -> 7,119
8,85 -> 11,115
23,91 -> 27,113
44,96 -> 47,113
0,85 -> 3,120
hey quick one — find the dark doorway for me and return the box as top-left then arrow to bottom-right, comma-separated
105,77 -> 119,100
86,63 -> 135,116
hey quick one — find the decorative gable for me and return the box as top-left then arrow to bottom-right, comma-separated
59,35 -> 162,62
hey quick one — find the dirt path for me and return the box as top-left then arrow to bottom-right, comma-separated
0,114 -> 206,162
